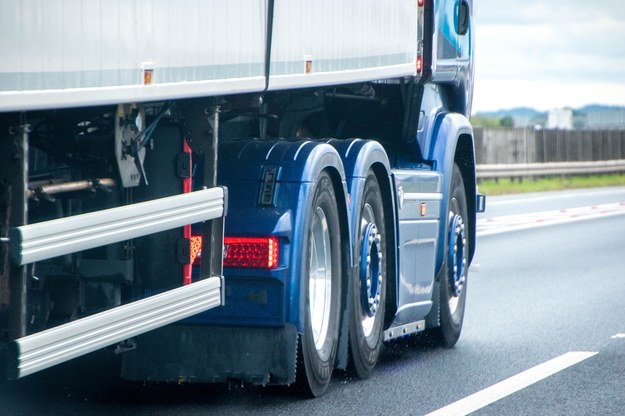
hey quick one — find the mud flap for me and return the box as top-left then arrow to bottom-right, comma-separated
121,323 -> 298,385
425,270 -> 442,329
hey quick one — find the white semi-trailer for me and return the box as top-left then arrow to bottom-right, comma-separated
0,0 -> 483,396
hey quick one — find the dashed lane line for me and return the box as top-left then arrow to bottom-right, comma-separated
477,202 -> 625,237
424,351 -> 598,416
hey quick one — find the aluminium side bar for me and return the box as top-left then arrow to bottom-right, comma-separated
9,276 -> 222,379
9,187 -> 225,266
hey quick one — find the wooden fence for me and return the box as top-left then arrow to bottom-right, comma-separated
473,128 -> 625,165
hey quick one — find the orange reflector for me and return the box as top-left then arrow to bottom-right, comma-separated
224,236 -> 279,269
190,235 -> 203,266
143,69 -> 153,85
304,55 -> 313,74
420,202 -> 427,217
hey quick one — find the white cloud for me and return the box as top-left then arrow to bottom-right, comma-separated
473,79 -> 625,112
477,0 -> 621,25
472,0 -> 625,112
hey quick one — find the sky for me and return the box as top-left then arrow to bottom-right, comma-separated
472,0 -> 625,113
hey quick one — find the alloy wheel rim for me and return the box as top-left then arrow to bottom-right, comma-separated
309,207 -> 333,355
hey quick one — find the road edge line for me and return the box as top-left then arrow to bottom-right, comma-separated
477,209 -> 625,237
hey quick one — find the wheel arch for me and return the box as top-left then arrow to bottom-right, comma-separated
454,132 -> 477,263
370,161 -> 398,329
216,139 -> 351,387
327,139 -> 398,369
428,112 -> 476,275
218,139 -> 351,334
323,163 -> 352,371
287,143 -> 351,336
423,114 -> 475,332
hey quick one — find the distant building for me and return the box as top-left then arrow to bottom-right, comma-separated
547,108 -> 573,129
583,106 -> 625,129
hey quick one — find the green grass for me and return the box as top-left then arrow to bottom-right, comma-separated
477,173 -> 625,196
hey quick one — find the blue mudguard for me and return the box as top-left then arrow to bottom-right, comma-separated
425,112 -> 476,275
326,139 -> 393,267
325,139 -> 395,368
123,139 -> 352,386
188,138 -> 349,333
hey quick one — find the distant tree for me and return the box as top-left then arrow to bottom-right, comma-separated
470,115 -> 501,128
499,116 -> 514,128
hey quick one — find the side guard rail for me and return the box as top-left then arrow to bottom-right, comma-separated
9,276 -> 222,379
9,187 -> 225,266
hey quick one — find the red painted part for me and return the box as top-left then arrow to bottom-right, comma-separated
183,139 -> 193,285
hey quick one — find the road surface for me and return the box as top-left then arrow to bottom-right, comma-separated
2,187 -> 625,415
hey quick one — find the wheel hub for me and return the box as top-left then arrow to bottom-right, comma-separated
447,214 -> 466,298
360,223 -> 382,317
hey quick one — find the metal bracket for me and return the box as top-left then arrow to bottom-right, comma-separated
384,320 -> 426,342
115,104 -> 147,187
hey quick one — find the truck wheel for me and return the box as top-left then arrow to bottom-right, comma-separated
297,171 -> 342,397
434,164 -> 469,348
348,172 -> 386,379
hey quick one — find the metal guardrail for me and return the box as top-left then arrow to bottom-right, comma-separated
476,160 -> 625,179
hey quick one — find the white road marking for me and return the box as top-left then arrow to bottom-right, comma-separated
477,202 -> 625,237
484,188 -> 625,206
611,333 -> 625,339
424,351 -> 598,416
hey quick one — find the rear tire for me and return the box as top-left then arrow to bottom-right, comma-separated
297,171 -> 342,397
348,172 -> 387,379
432,164 -> 469,348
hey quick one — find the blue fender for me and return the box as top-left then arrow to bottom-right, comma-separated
218,139 -> 345,183
426,112 -> 475,275
177,139 -> 349,386
215,139 -> 350,333
326,139 -> 392,265
327,139 -> 397,369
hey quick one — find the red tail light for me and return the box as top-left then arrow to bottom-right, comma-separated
224,236 -> 279,269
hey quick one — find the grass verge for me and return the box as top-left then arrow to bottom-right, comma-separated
477,173 -> 625,196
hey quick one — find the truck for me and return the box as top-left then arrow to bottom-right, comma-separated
0,0 -> 484,397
